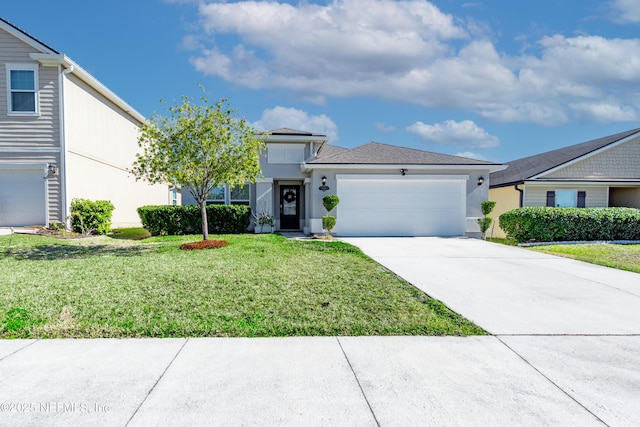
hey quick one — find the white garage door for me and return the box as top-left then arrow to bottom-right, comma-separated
0,168 -> 46,227
336,175 -> 466,237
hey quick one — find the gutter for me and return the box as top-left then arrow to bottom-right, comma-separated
514,184 -> 524,207
302,163 -> 506,173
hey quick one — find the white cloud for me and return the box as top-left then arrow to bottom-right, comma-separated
375,122 -> 396,132
253,106 -> 339,141
406,120 -> 500,149
185,0 -> 640,126
610,0 -> 640,23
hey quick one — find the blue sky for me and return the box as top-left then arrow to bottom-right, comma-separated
3,0 -> 640,162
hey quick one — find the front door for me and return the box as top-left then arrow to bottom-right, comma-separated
280,185 -> 300,230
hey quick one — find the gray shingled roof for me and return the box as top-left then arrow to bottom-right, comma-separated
316,144 -> 349,158
309,142 -> 498,165
490,128 -> 640,188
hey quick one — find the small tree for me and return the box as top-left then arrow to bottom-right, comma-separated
478,200 -> 497,240
322,194 -> 340,237
131,88 -> 265,240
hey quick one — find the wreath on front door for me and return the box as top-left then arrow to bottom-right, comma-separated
283,191 -> 296,203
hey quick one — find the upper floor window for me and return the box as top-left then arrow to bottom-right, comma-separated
6,64 -> 39,115
267,144 -> 305,164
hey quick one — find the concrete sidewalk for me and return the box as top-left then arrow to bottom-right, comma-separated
3,336 -> 637,426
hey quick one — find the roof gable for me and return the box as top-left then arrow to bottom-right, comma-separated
490,128 -> 640,187
309,142 -> 497,165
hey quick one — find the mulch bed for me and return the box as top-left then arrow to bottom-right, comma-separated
179,240 -> 229,250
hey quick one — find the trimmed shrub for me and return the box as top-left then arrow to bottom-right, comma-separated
70,198 -> 115,235
137,205 -> 251,236
322,194 -> 340,212
499,207 -> 640,243
322,215 -> 337,233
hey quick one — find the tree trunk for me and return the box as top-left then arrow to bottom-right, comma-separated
200,200 -> 209,240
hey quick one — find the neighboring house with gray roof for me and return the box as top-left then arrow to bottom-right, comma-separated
0,18 -> 174,228
489,128 -> 640,238
184,128 -> 505,237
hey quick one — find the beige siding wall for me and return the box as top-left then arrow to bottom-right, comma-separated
544,139 -> 640,179
0,27 -> 63,225
524,185 -> 608,207
64,74 -> 169,227
0,30 -> 60,148
488,186 -> 521,238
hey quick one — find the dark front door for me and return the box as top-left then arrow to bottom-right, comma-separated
280,185 -> 300,230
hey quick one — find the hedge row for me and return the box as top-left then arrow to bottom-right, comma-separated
499,207 -> 640,243
137,205 -> 251,236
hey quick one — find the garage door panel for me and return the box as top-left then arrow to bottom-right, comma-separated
336,177 -> 465,237
0,168 -> 46,227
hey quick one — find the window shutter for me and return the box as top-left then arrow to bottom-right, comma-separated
546,191 -> 555,207
577,191 -> 586,208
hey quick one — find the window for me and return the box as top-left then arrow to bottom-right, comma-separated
546,190 -> 586,208
205,184 -> 250,205
6,65 -> 38,114
555,190 -> 576,207
170,188 -> 178,206
230,184 -> 250,205
267,144 -> 305,164
206,186 -> 226,204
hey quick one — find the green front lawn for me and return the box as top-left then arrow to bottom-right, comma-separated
528,243 -> 640,274
0,232 -> 484,338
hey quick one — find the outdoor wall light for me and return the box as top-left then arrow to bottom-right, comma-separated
477,176 -> 484,186
47,164 -> 59,176
400,168 -> 407,176
319,176 -> 330,192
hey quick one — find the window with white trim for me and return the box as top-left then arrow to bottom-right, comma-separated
267,144 -> 305,164
555,190 -> 577,207
205,184 -> 250,205
6,64 -> 38,115
170,188 -> 178,206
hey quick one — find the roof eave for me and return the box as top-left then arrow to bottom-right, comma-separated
302,163 -> 505,172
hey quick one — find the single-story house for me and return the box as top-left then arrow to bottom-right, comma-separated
489,128 -> 640,238
0,18 -> 175,228
183,128 -> 505,237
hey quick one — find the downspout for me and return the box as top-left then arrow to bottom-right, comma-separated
514,184 -> 524,207
59,64 -> 74,227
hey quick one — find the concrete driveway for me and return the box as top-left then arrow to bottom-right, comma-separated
340,237 -> 640,426
341,237 -> 640,335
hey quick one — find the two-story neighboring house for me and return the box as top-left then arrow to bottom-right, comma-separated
0,18 -> 174,228
183,128 -> 505,237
